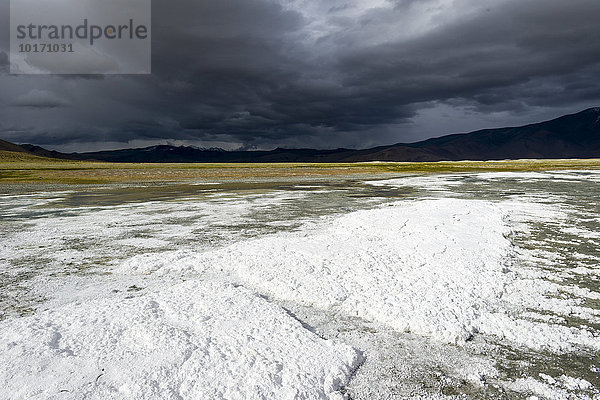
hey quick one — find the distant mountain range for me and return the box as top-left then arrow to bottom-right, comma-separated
2,108 -> 600,162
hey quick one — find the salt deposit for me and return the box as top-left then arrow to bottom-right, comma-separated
2,171 -> 599,399
119,198 -> 599,352
0,280 -> 361,400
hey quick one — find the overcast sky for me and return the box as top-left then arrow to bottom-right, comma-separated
1,0 -> 600,152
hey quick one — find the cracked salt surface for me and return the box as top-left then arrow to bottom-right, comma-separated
120,198 -> 598,351
1,172 -> 600,399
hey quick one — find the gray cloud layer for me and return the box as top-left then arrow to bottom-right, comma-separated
1,0 -> 600,151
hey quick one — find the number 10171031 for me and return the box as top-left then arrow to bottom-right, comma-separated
18,43 -> 75,53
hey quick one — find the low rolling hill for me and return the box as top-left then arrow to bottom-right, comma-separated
2,108 -> 599,163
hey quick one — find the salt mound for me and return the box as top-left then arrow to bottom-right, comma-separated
121,198 -> 599,351
0,281 -> 361,400
121,199 -> 511,344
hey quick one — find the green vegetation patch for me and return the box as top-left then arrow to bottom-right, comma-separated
1,150 -> 599,184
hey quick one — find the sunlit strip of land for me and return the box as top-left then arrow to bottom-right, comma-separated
1,150 -> 600,184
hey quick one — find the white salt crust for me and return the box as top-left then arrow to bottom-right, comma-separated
0,281 -> 361,400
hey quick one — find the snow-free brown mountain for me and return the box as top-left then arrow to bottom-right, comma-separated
0,139 -> 30,154
6,108 -> 600,162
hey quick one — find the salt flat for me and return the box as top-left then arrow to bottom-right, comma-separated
0,171 -> 599,399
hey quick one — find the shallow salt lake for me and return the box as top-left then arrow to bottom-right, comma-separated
0,171 -> 599,399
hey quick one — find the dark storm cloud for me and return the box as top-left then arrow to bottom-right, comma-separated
338,1 -> 600,106
1,0 -> 600,150
11,89 -> 70,108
